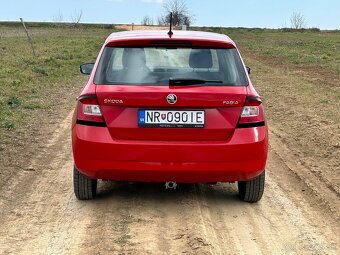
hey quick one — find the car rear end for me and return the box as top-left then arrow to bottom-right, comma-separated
72,30 -> 268,201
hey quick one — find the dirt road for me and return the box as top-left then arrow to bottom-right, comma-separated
0,53 -> 339,254
0,111 -> 338,254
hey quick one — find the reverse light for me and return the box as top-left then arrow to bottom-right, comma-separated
237,96 -> 265,128
84,105 -> 101,115
241,106 -> 259,117
76,95 -> 106,127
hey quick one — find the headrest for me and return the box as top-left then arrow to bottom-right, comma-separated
122,48 -> 146,68
189,49 -> 213,68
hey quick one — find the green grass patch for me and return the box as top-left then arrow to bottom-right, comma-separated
0,25 -> 120,147
7,96 -> 21,107
195,27 -> 340,74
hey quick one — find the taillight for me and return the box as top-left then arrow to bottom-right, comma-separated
237,96 -> 265,128
76,95 -> 106,127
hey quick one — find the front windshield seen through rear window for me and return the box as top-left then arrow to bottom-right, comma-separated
94,47 -> 248,86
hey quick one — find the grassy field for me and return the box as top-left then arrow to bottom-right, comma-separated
0,24 -> 121,151
194,27 -> 340,75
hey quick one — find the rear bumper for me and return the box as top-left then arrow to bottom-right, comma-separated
72,125 -> 268,182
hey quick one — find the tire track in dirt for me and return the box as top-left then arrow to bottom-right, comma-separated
78,182 -> 221,254
189,150 -> 339,255
269,128 -> 340,220
0,112 -> 79,254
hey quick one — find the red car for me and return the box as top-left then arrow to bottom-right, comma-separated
72,30 -> 268,202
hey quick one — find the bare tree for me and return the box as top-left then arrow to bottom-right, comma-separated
53,10 -> 63,23
141,16 -> 148,25
290,12 -> 306,29
159,0 -> 194,26
71,9 -> 83,26
53,10 -> 64,26
141,15 -> 154,26
157,16 -> 166,26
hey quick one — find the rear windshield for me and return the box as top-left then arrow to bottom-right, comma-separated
94,47 -> 248,86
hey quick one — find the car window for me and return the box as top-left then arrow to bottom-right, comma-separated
94,47 -> 248,86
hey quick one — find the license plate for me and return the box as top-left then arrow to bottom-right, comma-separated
138,110 -> 205,128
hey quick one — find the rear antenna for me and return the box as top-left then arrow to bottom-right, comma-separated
168,12 -> 173,38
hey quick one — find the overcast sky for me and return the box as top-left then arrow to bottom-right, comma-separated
0,0 -> 339,29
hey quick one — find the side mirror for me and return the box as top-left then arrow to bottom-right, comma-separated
246,66 -> 251,75
80,63 -> 94,75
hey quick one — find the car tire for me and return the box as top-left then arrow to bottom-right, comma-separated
238,171 -> 265,202
73,166 -> 97,200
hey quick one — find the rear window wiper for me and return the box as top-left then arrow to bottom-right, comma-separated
169,78 -> 223,86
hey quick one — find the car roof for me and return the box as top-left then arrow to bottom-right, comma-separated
105,30 -> 236,47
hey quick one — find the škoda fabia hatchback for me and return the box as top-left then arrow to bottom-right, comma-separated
72,30 -> 268,202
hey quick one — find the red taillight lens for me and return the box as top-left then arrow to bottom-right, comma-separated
76,95 -> 106,126
237,96 -> 265,127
